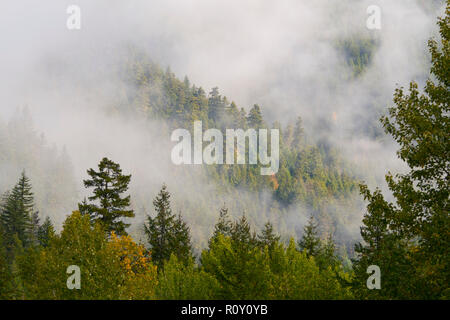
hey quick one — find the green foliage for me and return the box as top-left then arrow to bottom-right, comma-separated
78,157 -> 134,235
37,216 -> 55,247
298,216 -> 321,258
258,222 -> 281,251
0,171 -> 35,258
145,184 -> 193,269
17,211 -> 123,299
156,254 -> 220,299
17,211 -> 158,300
210,206 -> 233,242
0,227 -> 15,299
353,5 -> 450,300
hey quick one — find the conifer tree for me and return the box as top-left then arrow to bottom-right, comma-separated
316,234 -> 339,270
171,213 -> 193,265
247,104 -> 263,128
78,157 -> 134,235
298,215 -> 321,258
145,184 -> 192,270
210,206 -> 233,243
0,226 -> 14,299
258,222 -> 280,251
208,87 -> 225,122
0,171 -> 35,250
293,116 -> 305,150
230,214 -> 258,250
37,216 -> 55,247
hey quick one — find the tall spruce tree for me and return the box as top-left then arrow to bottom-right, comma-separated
258,222 -> 280,251
353,5 -> 450,299
230,214 -> 258,250
298,215 -> 321,258
208,87 -> 225,122
37,216 -> 55,247
0,171 -> 35,251
171,213 -> 193,266
247,104 -> 263,128
210,206 -> 233,243
145,184 -> 192,270
78,157 -> 134,235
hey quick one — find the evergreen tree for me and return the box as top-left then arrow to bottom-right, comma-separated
293,116 -> 305,150
208,87 -> 225,122
298,215 -> 321,258
78,157 -> 134,235
145,184 -> 192,270
37,216 -> 55,247
210,206 -> 233,243
316,234 -> 339,270
0,171 -> 34,251
0,226 -> 14,299
30,211 -> 40,247
231,214 -> 257,248
247,104 -> 263,128
258,222 -> 280,251
171,213 -> 194,266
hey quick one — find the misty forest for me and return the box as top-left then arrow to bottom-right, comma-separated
0,1 -> 448,300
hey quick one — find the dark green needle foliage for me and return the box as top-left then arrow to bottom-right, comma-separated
78,157 -> 134,235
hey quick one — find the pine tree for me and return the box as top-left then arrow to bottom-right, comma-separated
37,216 -> 55,247
145,184 -> 192,270
247,104 -> 263,128
171,213 -> 193,266
30,211 -> 40,247
293,116 -> 305,150
78,157 -> 134,235
208,87 -> 225,122
0,171 -> 35,251
230,214 -> 257,250
316,234 -> 339,270
210,206 -> 233,243
258,222 -> 280,250
298,215 -> 321,258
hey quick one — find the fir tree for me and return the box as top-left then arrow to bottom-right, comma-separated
208,87 -> 225,122
145,184 -> 192,270
78,157 -> 134,235
210,206 -> 233,242
171,213 -> 194,266
316,234 -> 339,270
298,215 -> 321,258
293,116 -> 305,150
0,171 -> 34,251
247,104 -> 263,128
258,222 -> 280,251
37,216 -> 55,247
230,214 -> 257,250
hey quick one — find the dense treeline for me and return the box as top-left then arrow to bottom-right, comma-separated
0,166 -> 352,299
119,44 -> 362,245
0,2 -> 448,300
